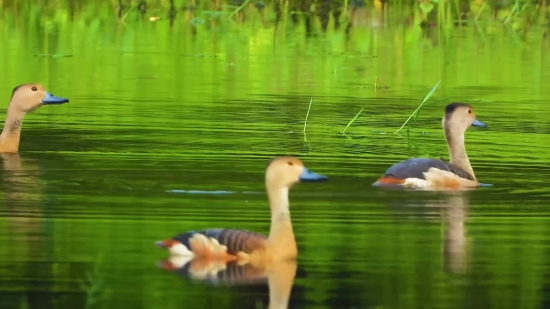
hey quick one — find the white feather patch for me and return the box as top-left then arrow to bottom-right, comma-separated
403,178 -> 429,188
403,168 -> 472,190
169,243 -> 195,257
165,254 -> 194,268
189,233 -> 229,254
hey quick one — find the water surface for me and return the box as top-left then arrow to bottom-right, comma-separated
1,2 -> 550,309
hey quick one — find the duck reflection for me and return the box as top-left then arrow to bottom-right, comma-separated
441,192 -> 470,274
2,152 -> 21,170
387,190 -> 471,274
2,153 -> 43,238
1,153 -> 54,308
158,256 -> 297,309
411,191 -> 471,274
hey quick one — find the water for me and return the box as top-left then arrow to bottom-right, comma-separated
1,2 -> 550,309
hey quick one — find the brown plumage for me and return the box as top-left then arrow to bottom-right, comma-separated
156,156 -> 328,263
159,228 -> 267,259
373,102 -> 487,190
0,84 -> 69,153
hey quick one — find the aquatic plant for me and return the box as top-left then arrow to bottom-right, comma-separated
394,80 -> 441,134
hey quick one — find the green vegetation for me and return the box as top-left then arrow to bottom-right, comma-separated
303,98 -> 313,135
394,80 -> 441,134
341,107 -> 364,134
1,0 -> 548,35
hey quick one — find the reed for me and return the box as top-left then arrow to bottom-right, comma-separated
341,107 -> 365,135
303,98 -> 313,134
1,0 -> 546,33
394,80 -> 441,134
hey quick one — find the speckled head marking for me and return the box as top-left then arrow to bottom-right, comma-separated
265,156 -> 328,189
8,83 -> 69,113
443,102 -> 486,131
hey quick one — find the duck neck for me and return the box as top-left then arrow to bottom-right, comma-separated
0,105 -> 25,153
266,184 -> 297,259
444,126 -> 476,179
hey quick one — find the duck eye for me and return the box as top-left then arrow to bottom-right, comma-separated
287,161 -> 293,166
467,109 -> 472,114
31,86 -> 37,91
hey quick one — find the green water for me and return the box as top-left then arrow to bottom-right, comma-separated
1,2 -> 550,309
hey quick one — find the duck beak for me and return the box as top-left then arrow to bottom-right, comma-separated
472,119 -> 487,128
42,91 -> 69,105
299,168 -> 329,182
155,240 -> 169,249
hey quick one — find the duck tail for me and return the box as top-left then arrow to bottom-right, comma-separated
156,231 -> 238,261
420,168 -> 461,189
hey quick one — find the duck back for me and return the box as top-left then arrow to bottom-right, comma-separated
173,228 -> 268,255
382,158 -> 475,181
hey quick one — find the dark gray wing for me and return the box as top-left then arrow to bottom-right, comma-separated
383,158 -> 475,181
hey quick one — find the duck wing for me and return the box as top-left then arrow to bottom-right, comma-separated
170,228 -> 268,256
383,157 -> 475,181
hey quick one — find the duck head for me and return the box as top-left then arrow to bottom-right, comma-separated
9,84 -> 69,113
443,102 -> 486,133
265,156 -> 328,189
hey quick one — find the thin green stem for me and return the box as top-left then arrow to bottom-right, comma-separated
341,107 -> 364,134
303,98 -> 313,134
227,0 -> 254,20
394,80 -> 441,134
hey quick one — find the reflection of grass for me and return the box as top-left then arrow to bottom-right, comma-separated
79,253 -> 111,309
19,297 -> 29,309
254,298 -> 265,309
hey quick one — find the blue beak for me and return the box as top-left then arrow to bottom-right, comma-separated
472,119 -> 486,128
42,91 -> 69,105
299,168 -> 329,182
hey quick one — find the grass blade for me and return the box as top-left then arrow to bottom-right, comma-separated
394,80 -> 441,133
341,107 -> 364,134
303,98 -> 313,134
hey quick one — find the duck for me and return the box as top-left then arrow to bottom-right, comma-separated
372,102 -> 487,190
0,84 -> 69,153
155,156 -> 328,264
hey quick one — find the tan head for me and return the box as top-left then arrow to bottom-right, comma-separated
9,84 -> 69,113
265,156 -> 328,189
443,102 -> 486,133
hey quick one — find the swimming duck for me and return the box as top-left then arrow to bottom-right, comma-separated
156,156 -> 328,264
0,84 -> 69,153
373,102 -> 486,189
